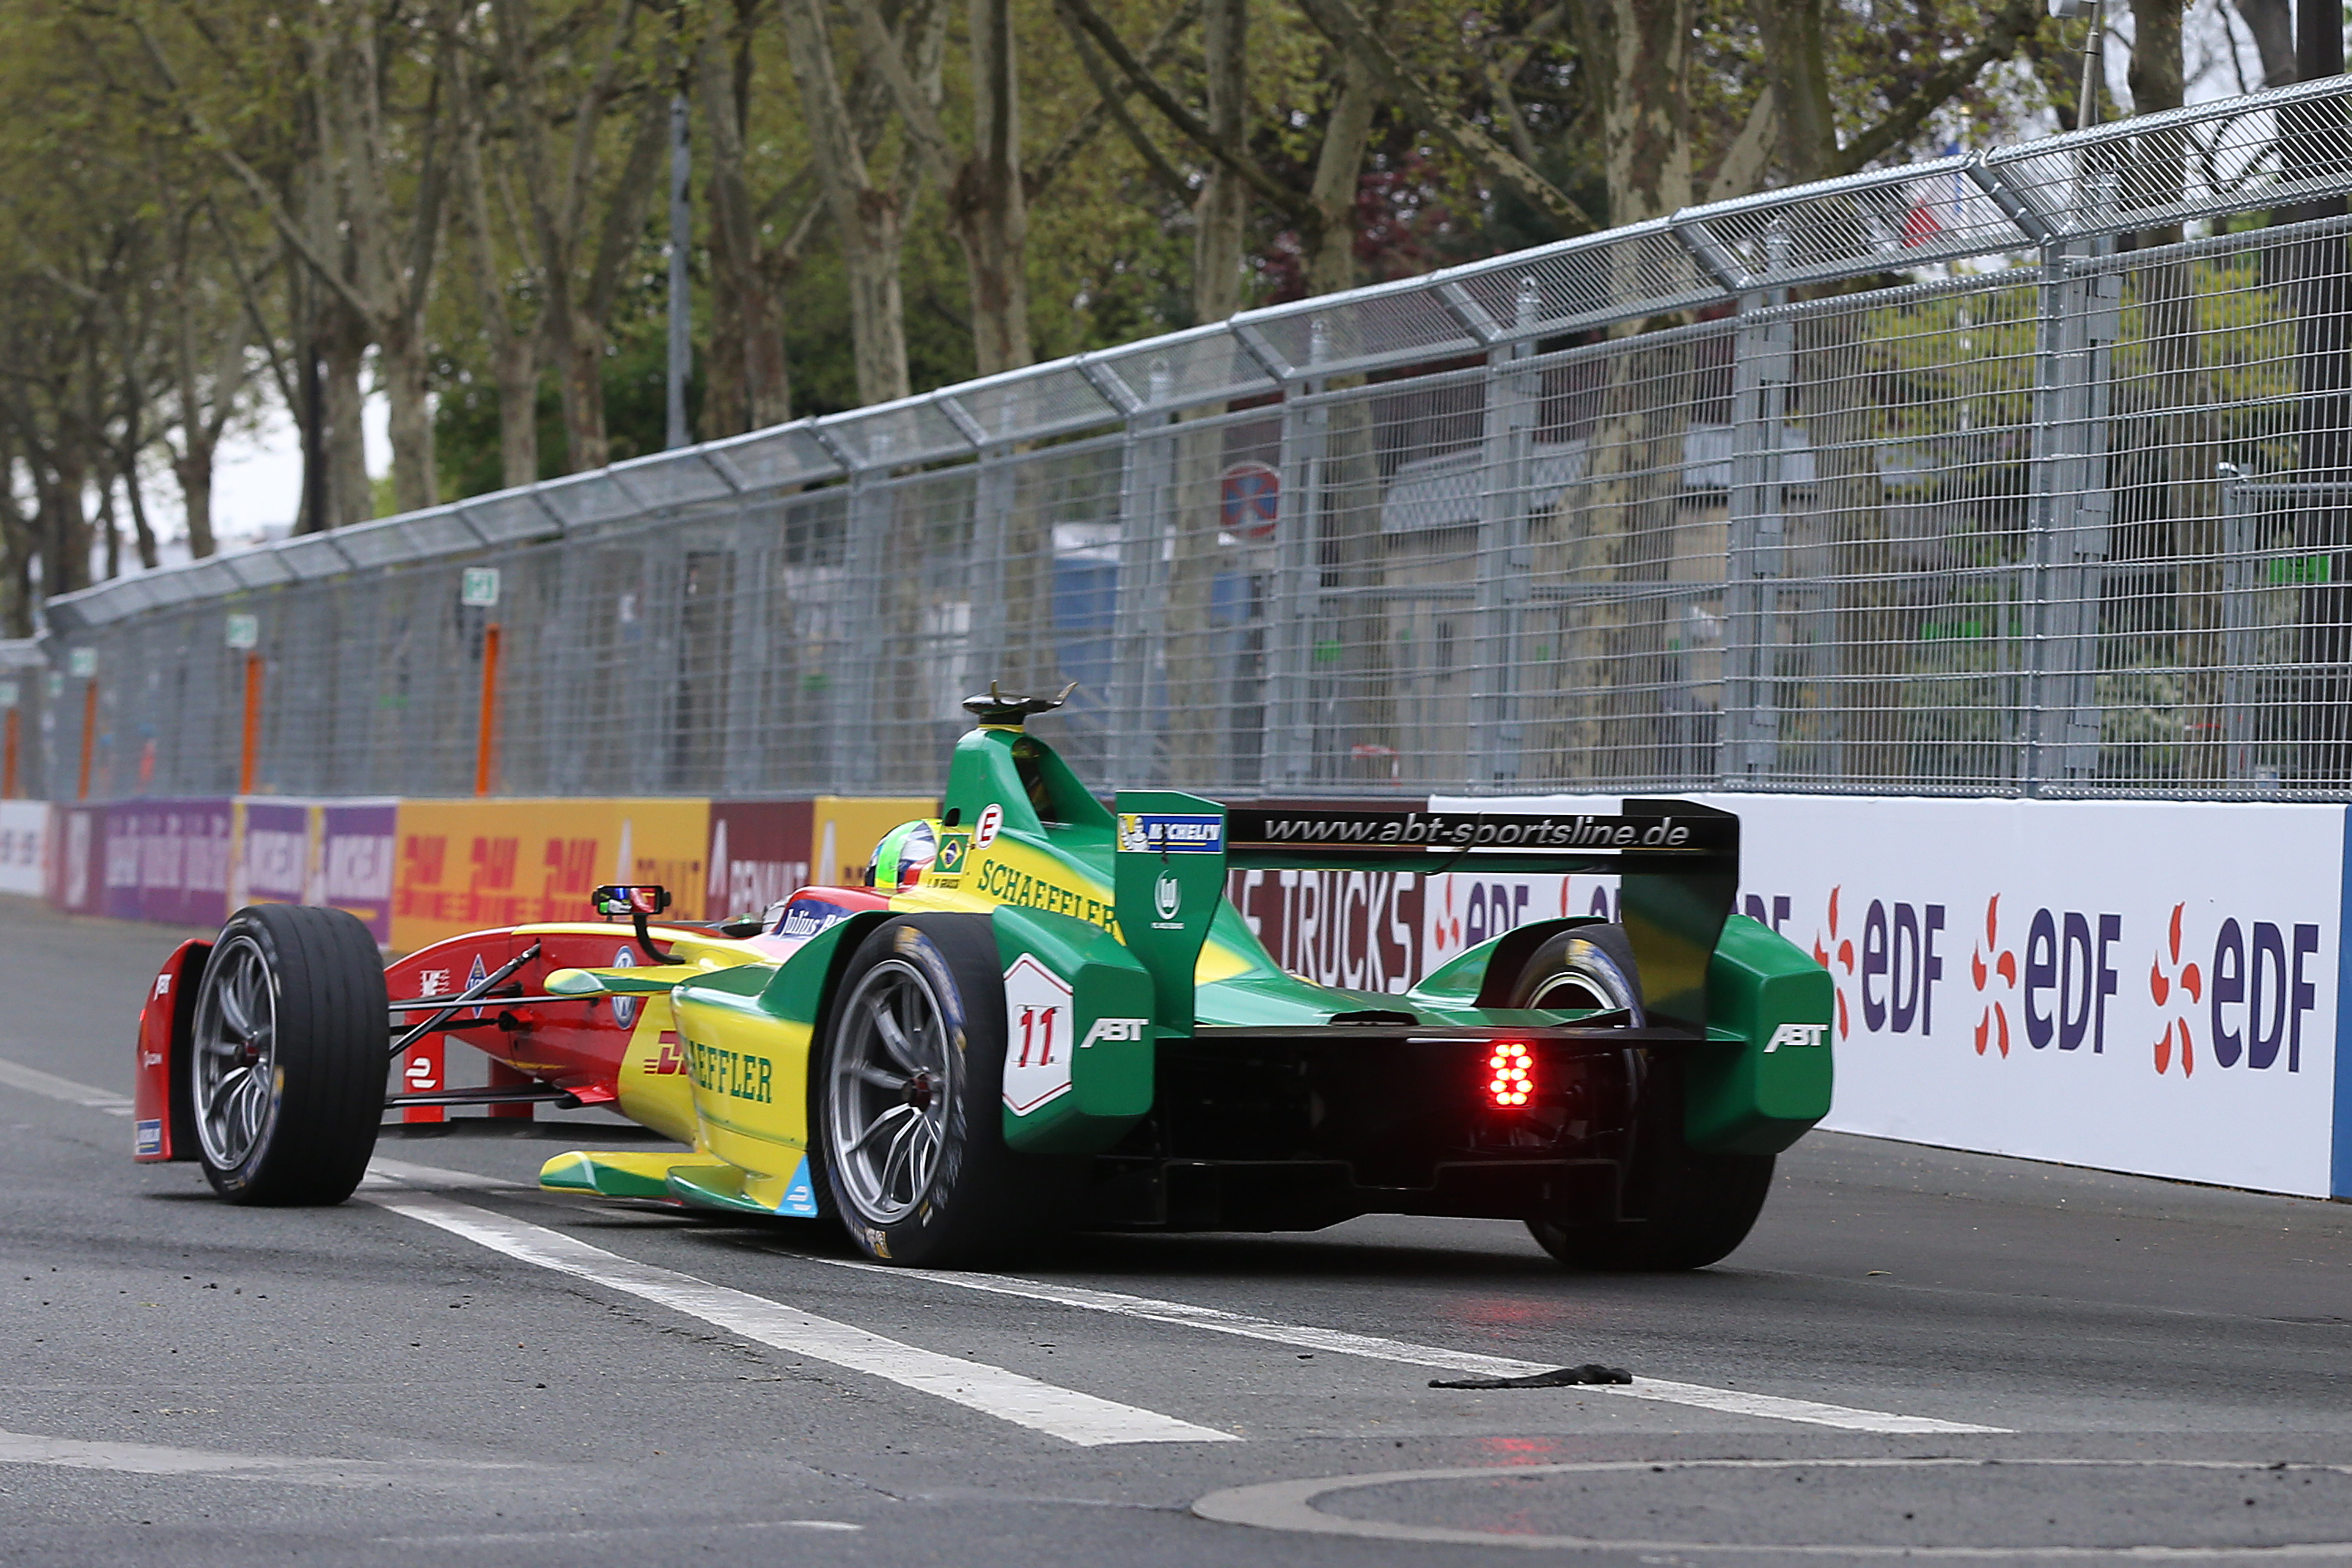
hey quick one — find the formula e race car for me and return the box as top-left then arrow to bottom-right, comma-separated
132,687 -> 1833,1270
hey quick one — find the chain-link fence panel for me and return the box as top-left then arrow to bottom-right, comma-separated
31,78 -> 2352,804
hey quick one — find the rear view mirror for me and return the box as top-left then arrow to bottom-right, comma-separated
591,885 -> 672,918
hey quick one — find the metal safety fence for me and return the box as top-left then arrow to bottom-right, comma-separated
24,76 -> 2352,803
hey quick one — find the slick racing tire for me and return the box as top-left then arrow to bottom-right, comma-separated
191,904 -> 388,1205
1504,922 -> 1646,1019
1514,922 -> 1775,1271
812,915 -> 1066,1268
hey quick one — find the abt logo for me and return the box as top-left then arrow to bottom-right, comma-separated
1079,1017 -> 1147,1049
1765,1022 -> 1828,1053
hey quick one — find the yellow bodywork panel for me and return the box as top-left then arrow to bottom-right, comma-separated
539,1148 -> 728,1200
668,968 -> 812,1180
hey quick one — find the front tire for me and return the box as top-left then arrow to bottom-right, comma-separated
811,915 -> 1061,1267
1513,922 -> 1774,1270
191,904 -> 387,1205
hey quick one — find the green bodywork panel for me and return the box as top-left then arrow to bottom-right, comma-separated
992,905 -> 1157,1153
1111,789 -> 1226,1033
757,915 -> 878,1025
1686,915 -> 1837,1155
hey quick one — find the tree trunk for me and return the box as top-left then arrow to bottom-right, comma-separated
552,309 -> 611,474
382,334 -> 438,514
98,478 -> 120,582
1188,0 -> 1248,327
1162,0 -> 1249,785
1750,0 -> 1835,183
781,0 -> 911,407
122,465 -> 158,572
2127,0 -> 2184,122
454,50 -> 541,489
1303,15 -> 1379,297
958,0 -> 1031,377
0,447 -> 33,634
38,449 -> 91,599
697,11 -> 791,434
173,439 -> 218,559
319,312 -> 372,527
491,333 -> 539,488
2231,0 -> 2295,86
1599,0 -> 1691,227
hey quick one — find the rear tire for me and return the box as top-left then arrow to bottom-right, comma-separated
191,904 -> 387,1205
810,915 -> 1065,1267
1514,922 -> 1774,1270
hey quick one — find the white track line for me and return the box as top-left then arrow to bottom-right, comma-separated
369,1190 -> 1235,1448
363,1156 -> 531,1191
805,1256 -> 2006,1436
0,1056 -> 132,1115
0,1427 -> 371,1482
15,1053 -> 1995,1437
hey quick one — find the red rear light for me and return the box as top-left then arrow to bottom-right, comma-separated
1486,1041 -> 1535,1108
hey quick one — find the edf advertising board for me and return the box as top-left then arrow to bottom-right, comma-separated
1442,792 -> 2352,1201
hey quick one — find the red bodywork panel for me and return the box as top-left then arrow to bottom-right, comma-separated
374,889 -> 883,1096
133,940 -> 210,1162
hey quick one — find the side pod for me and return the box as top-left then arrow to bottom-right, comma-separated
133,940 -> 210,1161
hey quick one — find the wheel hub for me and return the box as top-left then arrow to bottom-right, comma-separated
903,1073 -> 935,1111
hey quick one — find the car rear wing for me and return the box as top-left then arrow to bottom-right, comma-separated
1112,793 -> 1740,1031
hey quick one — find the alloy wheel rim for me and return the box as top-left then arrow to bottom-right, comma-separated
193,934 -> 279,1170
826,958 -> 956,1225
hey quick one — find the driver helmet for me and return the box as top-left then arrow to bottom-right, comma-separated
866,820 -> 940,891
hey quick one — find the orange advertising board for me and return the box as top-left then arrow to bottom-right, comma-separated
391,798 -> 711,952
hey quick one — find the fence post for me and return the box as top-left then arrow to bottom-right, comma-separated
2014,164 -> 2117,794
965,419 -> 1014,699
821,426 -> 890,794
1465,280 -> 1539,786
240,652 -> 264,795
1263,325 -> 1329,789
1723,268 -> 1792,784
2220,470 -> 2257,782
77,668 -> 98,801
1106,362 -> 1172,789
474,623 -> 501,796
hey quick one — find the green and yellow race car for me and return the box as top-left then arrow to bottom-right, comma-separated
133,686 -> 1833,1270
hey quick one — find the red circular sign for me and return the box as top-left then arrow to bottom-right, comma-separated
1220,462 -> 1279,542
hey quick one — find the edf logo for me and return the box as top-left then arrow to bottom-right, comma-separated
2020,909 -> 2121,1053
2210,918 -> 2319,1072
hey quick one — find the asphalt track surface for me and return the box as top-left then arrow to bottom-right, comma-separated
5,897 -> 2352,1566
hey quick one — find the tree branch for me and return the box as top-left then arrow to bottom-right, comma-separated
1031,0 -> 1200,196
1705,82 -> 1778,202
1053,0 -> 1306,218
1064,20 -> 1195,202
1292,0 -> 1596,235
1834,0 -> 2043,175
846,0 -> 958,190
121,11 -> 384,329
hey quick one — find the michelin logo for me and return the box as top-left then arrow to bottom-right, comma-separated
1764,1022 -> 1829,1052
1117,813 -> 1224,855
1079,1017 -> 1148,1049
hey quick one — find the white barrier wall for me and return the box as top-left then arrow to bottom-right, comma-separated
1437,793 -> 2351,1201
0,800 -> 47,898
